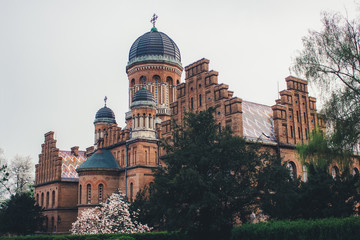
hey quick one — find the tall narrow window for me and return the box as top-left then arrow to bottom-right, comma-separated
199,94 -> 202,106
41,193 -> 44,206
130,182 -> 134,202
121,150 -> 124,166
298,127 -> 301,139
145,150 -> 148,165
87,184 -> 91,204
98,184 -> 103,203
191,97 -> 194,109
304,112 -> 306,123
79,185 -> 82,204
52,190 -> 55,208
296,111 -> 299,122
36,194 -> 39,205
46,192 -> 49,208
290,126 -> 293,138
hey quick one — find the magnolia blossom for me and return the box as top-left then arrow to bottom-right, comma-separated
71,191 -> 151,235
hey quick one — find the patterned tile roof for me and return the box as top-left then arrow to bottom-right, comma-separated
242,101 -> 276,143
59,150 -> 87,179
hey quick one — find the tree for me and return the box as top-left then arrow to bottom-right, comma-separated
0,151 -> 34,198
9,155 -> 34,194
0,192 -> 44,235
134,109 -> 274,240
71,191 -> 151,235
295,130 -> 360,219
257,156 -> 301,220
0,149 -> 10,199
293,11 -> 360,151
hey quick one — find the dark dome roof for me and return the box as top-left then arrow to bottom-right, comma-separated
132,88 -> 155,102
94,106 -> 116,124
77,149 -> 120,172
127,28 -> 181,68
96,106 -> 115,119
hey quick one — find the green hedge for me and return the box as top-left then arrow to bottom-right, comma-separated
0,232 -> 186,240
231,216 -> 360,240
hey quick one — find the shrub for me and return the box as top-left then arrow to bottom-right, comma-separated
231,216 -> 360,240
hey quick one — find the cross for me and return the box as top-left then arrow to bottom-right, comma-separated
104,96 -> 107,107
150,14 -> 158,27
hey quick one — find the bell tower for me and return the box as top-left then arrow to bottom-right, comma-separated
125,15 -> 183,125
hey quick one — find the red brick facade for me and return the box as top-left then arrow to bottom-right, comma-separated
34,28 -> 360,234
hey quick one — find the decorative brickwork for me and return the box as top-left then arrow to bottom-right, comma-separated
34,26 -> 360,234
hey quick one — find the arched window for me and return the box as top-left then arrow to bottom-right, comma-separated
87,184 -> 91,204
79,185 -> 82,204
199,94 -> 202,106
332,166 -> 339,179
166,76 -> 173,85
41,192 -> 44,206
36,194 -> 39,205
98,184 -> 103,203
137,114 -> 140,128
191,97 -> 194,109
130,182 -> 134,202
353,167 -> 359,176
140,76 -> 146,84
52,190 -> 55,208
149,114 -> 152,129
176,80 -> 180,84
153,75 -> 160,104
286,161 -> 297,179
302,165 -> 307,182
46,192 -> 49,208
131,78 -> 135,87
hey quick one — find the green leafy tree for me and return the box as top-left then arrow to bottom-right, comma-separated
0,192 -> 44,235
257,156 -> 301,220
295,164 -> 360,219
134,108 -> 274,240
296,130 -> 360,219
293,11 -> 360,151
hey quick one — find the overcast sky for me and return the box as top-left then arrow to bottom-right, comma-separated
0,0 -> 359,165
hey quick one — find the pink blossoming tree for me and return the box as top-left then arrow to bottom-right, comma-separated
71,191 -> 151,234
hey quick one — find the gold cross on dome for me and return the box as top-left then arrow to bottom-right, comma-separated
104,96 -> 107,107
150,14 -> 158,27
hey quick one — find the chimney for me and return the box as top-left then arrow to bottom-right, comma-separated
71,146 -> 79,156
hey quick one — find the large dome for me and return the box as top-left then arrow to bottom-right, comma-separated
127,28 -> 181,69
94,106 -> 116,124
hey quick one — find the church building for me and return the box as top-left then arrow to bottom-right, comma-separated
34,18 -> 354,233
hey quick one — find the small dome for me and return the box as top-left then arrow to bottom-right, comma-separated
76,149 -> 120,172
131,88 -> 156,109
127,28 -> 182,69
94,106 -> 116,124
132,88 -> 155,102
